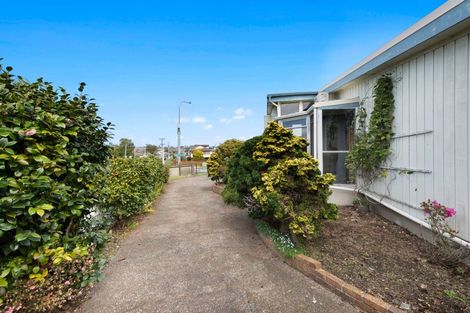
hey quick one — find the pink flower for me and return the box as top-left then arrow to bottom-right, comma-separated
431,200 -> 440,208
444,207 -> 456,218
5,307 -> 14,313
29,285 -> 36,290
64,280 -> 71,286
24,129 -> 37,136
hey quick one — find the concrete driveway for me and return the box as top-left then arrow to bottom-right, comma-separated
79,176 -> 359,313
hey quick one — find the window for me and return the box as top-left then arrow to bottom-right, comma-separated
322,109 -> 354,183
282,118 -> 307,139
303,101 -> 314,110
280,102 -> 299,116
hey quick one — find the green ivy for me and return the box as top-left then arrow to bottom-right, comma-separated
347,74 -> 395,184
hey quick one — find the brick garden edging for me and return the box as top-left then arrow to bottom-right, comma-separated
257,229 -> 405,313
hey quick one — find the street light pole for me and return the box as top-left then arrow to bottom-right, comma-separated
178,100 -> 191,175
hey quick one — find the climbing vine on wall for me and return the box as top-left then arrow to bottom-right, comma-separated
347,74 -> 395,185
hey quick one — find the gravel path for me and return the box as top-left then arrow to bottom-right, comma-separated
79,176 -> 360,313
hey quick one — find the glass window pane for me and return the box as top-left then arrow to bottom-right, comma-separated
303,101 -> 314,110
283,118 -> 306,128
280,102 -> 299,115
323,152 -> 350,184
322,109 -> 354,151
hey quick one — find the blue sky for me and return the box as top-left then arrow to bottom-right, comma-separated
1,0 -> 444,146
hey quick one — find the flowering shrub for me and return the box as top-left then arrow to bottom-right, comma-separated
421,199 -> 469,267
422,199 -> 457,239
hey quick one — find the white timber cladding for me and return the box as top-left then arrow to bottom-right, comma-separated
336,32 -> 470,243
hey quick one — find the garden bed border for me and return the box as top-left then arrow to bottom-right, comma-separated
256,228 -> 405,313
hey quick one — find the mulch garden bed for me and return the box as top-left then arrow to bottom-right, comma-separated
305,206 -> 470,313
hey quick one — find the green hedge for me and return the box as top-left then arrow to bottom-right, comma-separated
99,157 -> 169,220
0,64 -> 112,288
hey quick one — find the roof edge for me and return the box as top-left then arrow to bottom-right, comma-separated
321,0 -> 468,93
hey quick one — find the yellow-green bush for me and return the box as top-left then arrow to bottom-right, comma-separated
99,157 -> 169,220
207,139 -> 242,183
223,122 -> 337,239
252,157 -> 337,238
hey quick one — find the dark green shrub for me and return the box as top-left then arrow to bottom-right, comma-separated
223,136 -> 263,207
0,64 -> 112,288
221,185 -> 242,207
207,139 -> 242,183
99,157 -> 168,220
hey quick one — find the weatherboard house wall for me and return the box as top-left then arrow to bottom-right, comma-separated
319,0 -> 470,244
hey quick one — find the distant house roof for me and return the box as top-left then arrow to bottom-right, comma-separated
321,0 -> 470,93
191,145 -> 213,152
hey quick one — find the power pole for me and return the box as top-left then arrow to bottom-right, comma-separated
167,142 -> 170,160
159,137 -> 165,162
178,101 -> 191,175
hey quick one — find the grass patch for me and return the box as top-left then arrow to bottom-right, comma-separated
256,221 -> 304,259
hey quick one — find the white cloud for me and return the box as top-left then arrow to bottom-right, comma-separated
235,107 -> 252,116
180,117 -> 191,123
192,116 -> 206,124
220,117 -> 231,124
233,107 -> 252,120
203,124 -> 213,130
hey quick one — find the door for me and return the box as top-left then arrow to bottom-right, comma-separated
321,109 -> 355,184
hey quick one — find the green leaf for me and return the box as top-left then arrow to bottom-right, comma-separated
38,203 -> 53,211
0,223 -> 14,231
18,159 -> 29,165
15,232 -> 28,242
1,268 -> 10,278
29,232 -> 41,241
0,277 -> 8,288
28,207 -> 36,215
36,209 -> 45,217
33,155 -> 51,163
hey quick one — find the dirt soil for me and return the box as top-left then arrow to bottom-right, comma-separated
305,206 -> 470,313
